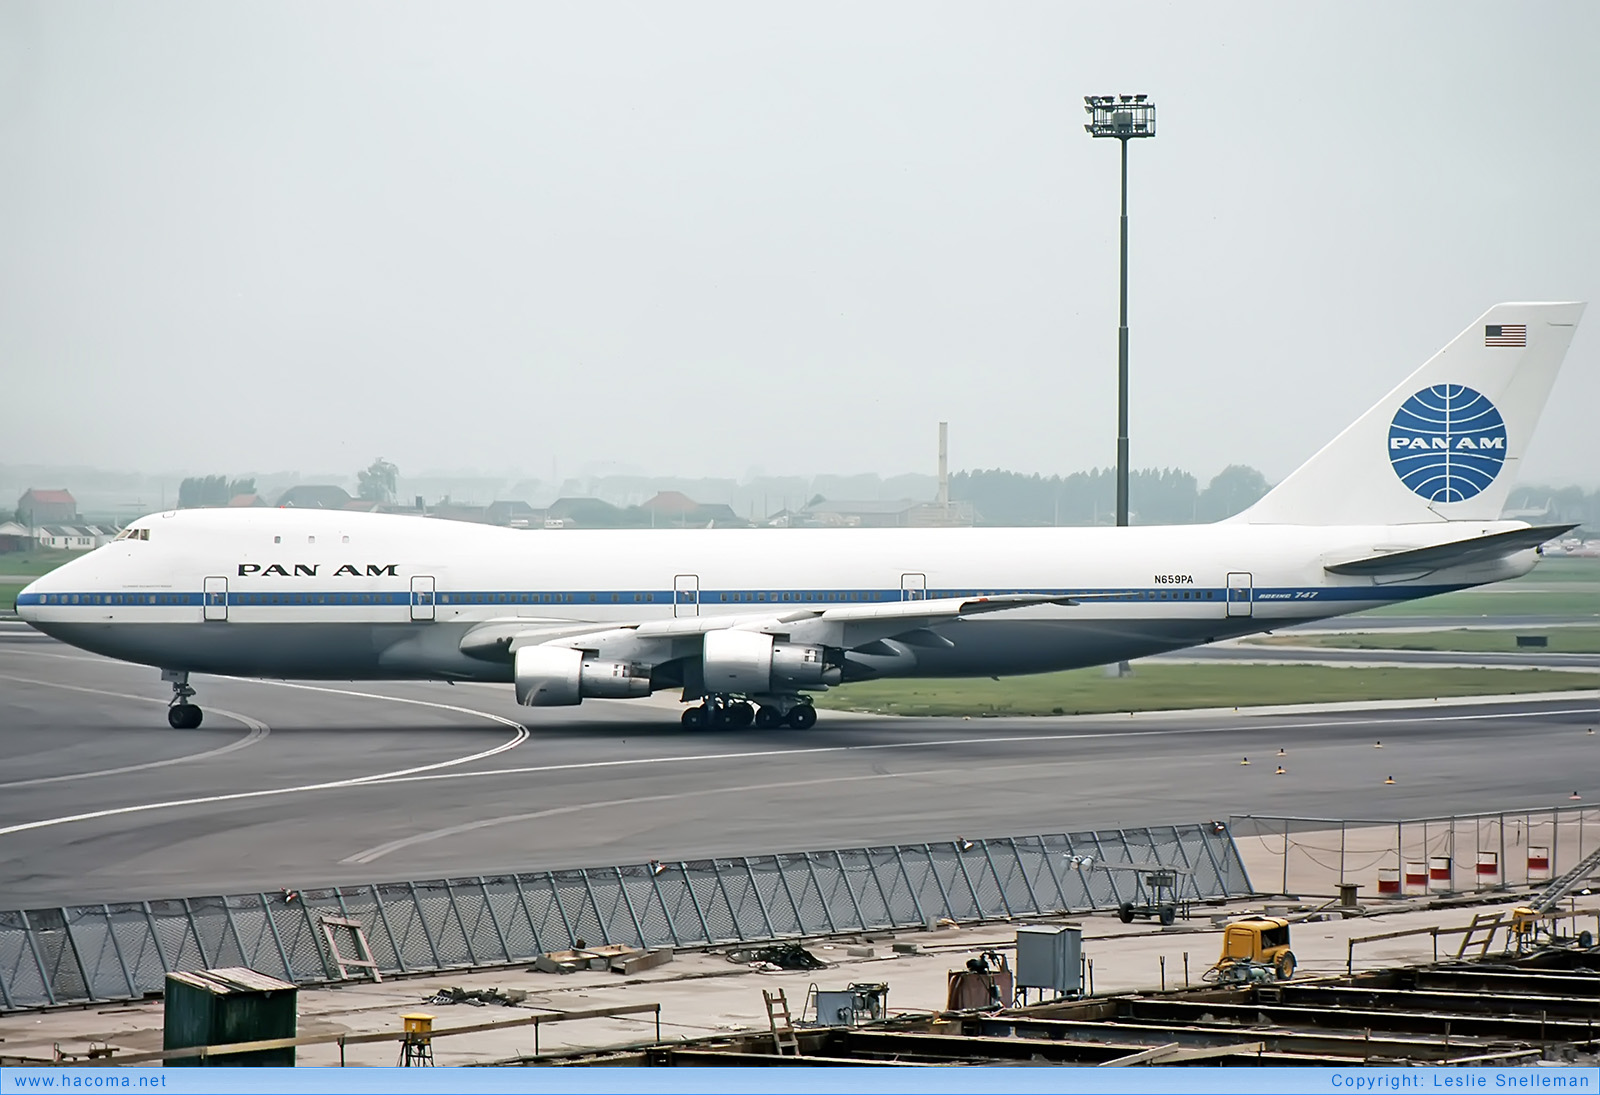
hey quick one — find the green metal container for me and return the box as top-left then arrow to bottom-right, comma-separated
163,967 -> 297,1067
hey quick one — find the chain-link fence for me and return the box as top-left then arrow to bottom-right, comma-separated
0,822 -> 1249,1012
1231,805 -> 1600,899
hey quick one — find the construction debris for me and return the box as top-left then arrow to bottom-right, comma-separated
422,986 -> 528,1007
736,943 -> 828,971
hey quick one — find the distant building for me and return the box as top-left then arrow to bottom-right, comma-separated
487,500 -> 541,528
273,485 -> 353,510
0,521 -> 32,552
793,498 -> 974,529
430,503 -> 490,524
34,525 -> 97,550
17,489 -> 77,526
227,493 -> 266,508
546,497 -> 625,529
640,491 -> 748,528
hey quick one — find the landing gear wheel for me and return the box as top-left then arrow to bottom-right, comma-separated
729,701 -> 754,728
785,704 -> 817,730
681,706 -> 707,728
754,706 -> 781,730
168,704 -> 203,730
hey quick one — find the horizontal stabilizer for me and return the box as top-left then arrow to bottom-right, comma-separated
1325,524 -> 1576,575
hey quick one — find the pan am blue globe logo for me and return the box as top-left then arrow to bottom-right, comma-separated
1387,384 -> 1507,503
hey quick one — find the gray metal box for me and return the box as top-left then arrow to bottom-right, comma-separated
1015,924 -> 1081,995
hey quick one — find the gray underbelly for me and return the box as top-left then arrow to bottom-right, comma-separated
32,622 -> 508,682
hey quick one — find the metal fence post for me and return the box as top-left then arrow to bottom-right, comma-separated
58,909 -> 93,1003
442,882 -> 480,964
801,854 -> 839,934
262,894 -> 295,982
477,877 -> 513,961
18,911 -> 57,1006
679,863 -> 715,943
771,858 -> 806,937
1282,819 -> 1290,895
1339,822 -> 1347,887
1034,837 -> 1072,911
709,861 -> 743,940
181,899 -> 210,970
1086,832 -> 1122,906
509,875 -> 544,955
0,936 -> 14,1009
921,843 -> 957,921
366,885 -> 406,974
977,841 -> 1015,918
141,902 -> 170,975
1007,837 -> 1045,913
100,904 -> 135,1000
220,898 -> 250,969
615,868 -> 648,947
890,846 -> 928,923
406,882 -> 445,968
740,859 -> 775,940
830,851 -> 870,930
951,844 -> 985,919
577,870 -> 609,945
546,875 -> 577,949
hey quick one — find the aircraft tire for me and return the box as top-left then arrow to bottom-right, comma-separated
681,706 -> 706,728
729,701 -> 754,728
168,704 -> 203,730
786,704 -> 817,730
754,706 -> 781,730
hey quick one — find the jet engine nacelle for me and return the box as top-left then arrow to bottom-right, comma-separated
514,645 -> 651,706
701,629 -> 842,694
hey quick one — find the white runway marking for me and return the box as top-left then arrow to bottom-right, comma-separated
0,673 -> 270,788
351,702 -> 1600,792
343,756 -> 1106,864
0,684 -> 529,838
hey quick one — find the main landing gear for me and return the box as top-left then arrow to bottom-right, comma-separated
163,669 -> 204,730
682,695 -> 816,730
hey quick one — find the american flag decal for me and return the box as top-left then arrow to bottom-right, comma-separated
1485,324 -> 1527,347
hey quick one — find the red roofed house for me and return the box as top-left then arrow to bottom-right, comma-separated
17,489 -> 77,526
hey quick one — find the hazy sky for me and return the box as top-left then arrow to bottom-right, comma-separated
4,1 -> 1598,486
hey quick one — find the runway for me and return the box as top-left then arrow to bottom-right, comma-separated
1,626 -> 1597,909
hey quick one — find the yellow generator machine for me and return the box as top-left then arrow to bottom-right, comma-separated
1205,917 -> 1296,984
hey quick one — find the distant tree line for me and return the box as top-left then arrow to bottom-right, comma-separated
177,476 -> 255,508
950,465 -> 1272,526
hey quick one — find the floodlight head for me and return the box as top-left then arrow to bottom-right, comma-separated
1084,95 -> 1156,139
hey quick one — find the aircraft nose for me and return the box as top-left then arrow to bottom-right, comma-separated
15,578 -> 41,623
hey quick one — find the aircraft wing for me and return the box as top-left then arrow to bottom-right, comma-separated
458,593 -> 1078,660
1324,523 -> 1577,575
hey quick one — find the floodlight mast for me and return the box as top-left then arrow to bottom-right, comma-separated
1084,94 -> 1155,528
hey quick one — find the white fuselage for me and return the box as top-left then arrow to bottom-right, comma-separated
17,508 -> 1537,684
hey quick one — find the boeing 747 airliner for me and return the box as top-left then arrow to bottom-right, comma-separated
17,302 -> 1585,729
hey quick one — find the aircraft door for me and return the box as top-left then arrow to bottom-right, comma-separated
411,575 -> 436,622
1226,572 -> 1253,618
900,572 -> 927,601
203,576 -> 228,622
674,574 -> 699,617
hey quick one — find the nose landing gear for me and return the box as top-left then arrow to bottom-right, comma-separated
163,669 -> 204,730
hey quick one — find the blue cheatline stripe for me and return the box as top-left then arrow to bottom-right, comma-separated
15,584 -> 1476,609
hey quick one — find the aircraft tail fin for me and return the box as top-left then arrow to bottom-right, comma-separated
1235,302 -> 1584,526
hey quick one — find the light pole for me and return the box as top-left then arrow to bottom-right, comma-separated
1084,94 -> 1155,527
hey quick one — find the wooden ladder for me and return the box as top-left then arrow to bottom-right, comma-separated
1455,911 -> 1505,958
320,914 -> 383,982
763,989 -> 801,1057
